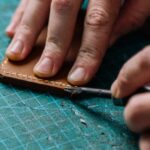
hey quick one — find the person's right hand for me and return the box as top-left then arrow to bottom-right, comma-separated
111,46 -> 150,150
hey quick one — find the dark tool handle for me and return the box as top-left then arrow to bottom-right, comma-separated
112,86 -> 150,106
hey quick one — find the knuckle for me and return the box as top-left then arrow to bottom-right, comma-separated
52,0 -> 73,12
47,36 -> 61,47
78,46 -> 101,62
16,8 -> 24,16
44,37 -> 62,57
18,24 -> 34,37
85,8 -> 110,29
43,48 -> 62,59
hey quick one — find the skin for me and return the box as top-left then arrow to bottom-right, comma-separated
111,47 -> 150,150
5,0 -> 150,149
6,0 -> 121,85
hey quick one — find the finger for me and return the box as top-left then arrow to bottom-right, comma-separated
36,26 -> 79,62
6,0 -> 29,38
110,0 -> 150,45
6,0 -> 50,61
124,93 -> 150,133
67,0 -> 121,85
34,0 -> 82,78
111,46 -> 150,98
140,133 -> 150,150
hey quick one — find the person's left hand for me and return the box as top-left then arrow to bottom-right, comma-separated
5,0 -> 121,86
111,46 -> 150,150
5,0 -> 150,87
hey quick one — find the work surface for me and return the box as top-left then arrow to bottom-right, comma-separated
0,1 -> 150,150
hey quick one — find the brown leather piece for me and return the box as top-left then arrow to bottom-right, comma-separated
0,28 -> 81,92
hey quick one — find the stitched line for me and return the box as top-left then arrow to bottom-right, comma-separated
1,60 -> 71,88
2,70 -> 71,88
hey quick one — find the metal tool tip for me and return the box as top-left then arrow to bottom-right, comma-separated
64,87 -> 82,94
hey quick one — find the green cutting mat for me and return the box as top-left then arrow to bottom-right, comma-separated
0,1 -> 150,150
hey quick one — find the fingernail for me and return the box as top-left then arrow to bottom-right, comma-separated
9,40 -> 24,54
68,67 -> 86,82
34,57 -> 53,76
111,80 -> 121,98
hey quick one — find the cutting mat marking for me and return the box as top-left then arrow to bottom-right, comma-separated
0,0 -> 150,150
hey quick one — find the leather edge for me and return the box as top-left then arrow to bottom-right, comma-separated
0,58 -> 72,90
0,74 -> 69,96
0,59 -> 72,95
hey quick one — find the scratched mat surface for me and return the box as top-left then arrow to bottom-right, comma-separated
0,1 -> 150,150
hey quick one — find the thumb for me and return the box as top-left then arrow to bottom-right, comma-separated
111,46 -> 150,98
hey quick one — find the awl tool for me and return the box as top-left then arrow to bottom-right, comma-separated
64,86 -> 150,106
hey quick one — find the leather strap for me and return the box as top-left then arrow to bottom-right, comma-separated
0,28 -> 82,92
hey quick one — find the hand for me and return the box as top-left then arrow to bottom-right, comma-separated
110,0 -> 150,45
111,46 -> 150,150
106,1 -> 150,149
5,0 -> 121,85
6,0 -> 150,86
